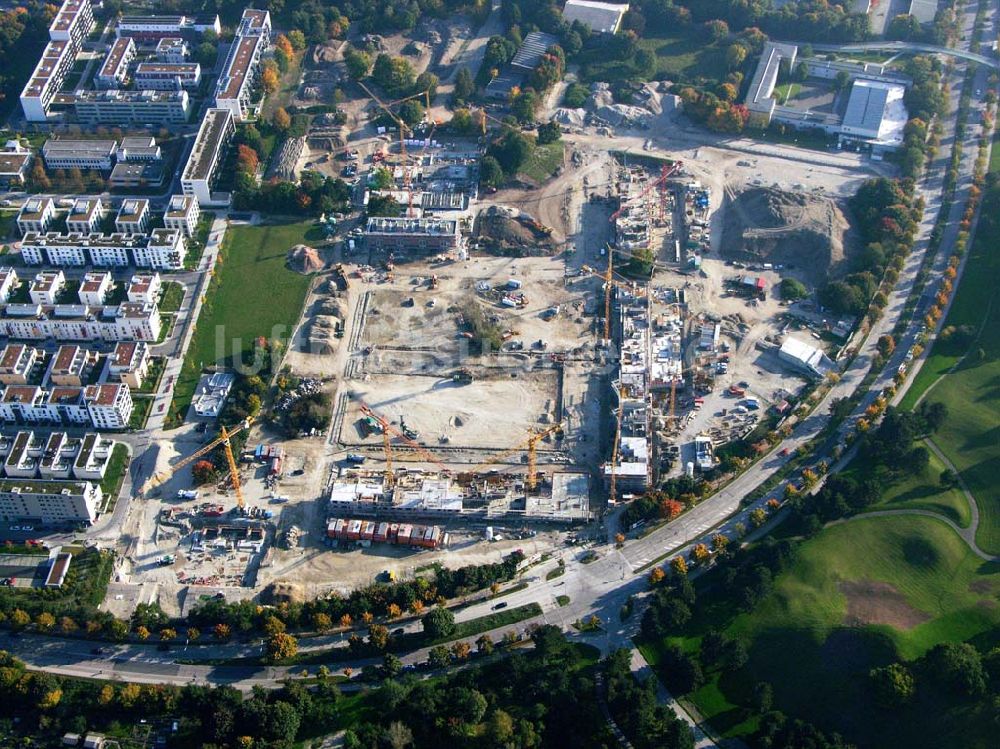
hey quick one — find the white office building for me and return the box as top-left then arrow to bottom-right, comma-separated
181,108 -> 235,206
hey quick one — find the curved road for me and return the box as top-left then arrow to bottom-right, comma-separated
807,40 -> 1000,69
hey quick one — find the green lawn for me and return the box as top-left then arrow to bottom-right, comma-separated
772,82 -> 801,104
576,34 -> 729,86
99,444 -> 130,513
643,515 -> 1000,748
158,281 -> 185,313
165,220 -> 317,428
183,212 -> 216,271
518,141 -> 565,184
860,442 -> 972,527
990,129 -> 1000,173
898,185 -> 1000,553
128,398 -> 152,431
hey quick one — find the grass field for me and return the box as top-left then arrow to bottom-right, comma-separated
898,184 -> 1000,553
577,34 -> 729,86
158,281 -> 185,313
859,442 -> 972,527
772,82 -> 801,104
165,220 -> 317,427
643,515 -> 1000,747
518,141 -> 564,184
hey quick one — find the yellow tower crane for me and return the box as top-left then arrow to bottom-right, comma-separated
469,423 -> 564,491
359,402 -> 452,490
139,418 -> 253,509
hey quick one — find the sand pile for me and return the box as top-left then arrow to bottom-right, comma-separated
474,206 -> 557,257
288,244 -> 324,273
720,187 -> 857,285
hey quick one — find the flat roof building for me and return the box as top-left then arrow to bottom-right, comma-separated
364,216 -> 460,252
181,108 -> 235,206
96,37 -> 136,88
66,198 -> 104,234
17,198 -> 56,236
0,344 -> 40,385
0,479 -> 101,525
561,0 -> 629,34
163,194 -> 200,237
156,37 -> 188,62
840,78 -> 908,150
21,229 -> 186,270
116,14 -> 221,40
115,199 -> 150,234
134,62 -> 202,90
20,0 -> 94,121
214,27 -> 266,120
0,300 -> 161,342
779,336 -> 836,378
118,136 -> 161,162
74,89 -> 191,125
42,139 -> 117,171
109,162 -> 166,189
0,142 -> 33,189
126,272 -> 161,304
77,271 -> 112,306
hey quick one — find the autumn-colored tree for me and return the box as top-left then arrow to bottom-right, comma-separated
264,615 -> 286,636
214,623 -> 232,641
135,625 -> 150,640
670,556 -> 688,576
766,498 -> 781,511
692,543 -> 710,562
235,144 -> 259,175
614,532 -> 625,546
387,603 -> 402,619
648,566 -> 666,585
660,498 -> 683,520
35,612 -> 55,631
339,613 -> 353,628
98,684 -> 115,706
275,34 -> 294,57
266,632 -> 298,662
343,666 -> 353,679
452,641 -> 471,660
10,609 -> 29,629
711,534 -> 729,552
476,633 -> 494,655
273,106 -> 291,131
159,628 -> 177,641
312,612 -> 332,632
362,611 -> 374,624
368,623 -> 389,651
191,459 -> 217,485
262,66 -> 279,94
59,616 -> 77,634
490,582 -> 501,597
186,627 -> 200,641
749,507 -> 768,528
409,600 -> 425,615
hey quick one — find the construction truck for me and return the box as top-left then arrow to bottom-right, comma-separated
452,368 -> 474,384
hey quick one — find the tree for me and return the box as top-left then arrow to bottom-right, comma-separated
649,567 -> 666,585
428,644 -> 451,668
537,120 -> 561,145
870,663 -> 915,707
108,619 -> 129,641
877,334 -> 896,358
703,19 -> 729,42
214,623 -> 232,641
59,616 -> 77,634
372,53 -> 416,96
422,607 -> 456,639
273,107 -> 291,131
312,612 -> 332,632
287,30 -> 307,51
780,277 -> 807,300
489,130 -> 531,175
262,66 -> 280,94
159,627 -> 176,641
236,144 -> 260,175
750,507 -> 768,528
453,67 -> 474,103
370,167 -> 393,190
35,612 -> 55,631
368,623 -> 390,651
726,43 -> 748,70
834,70 -> 852,91
670,556 -> 688,576
476,633 -> 494,655
452,640 -> 472,661
397,99 -> 424,127
344,46 -> 372,79
264,616 -> 286,636
752,681 -> 773,713
384,721 -> 413,749
926,642 -> 986,696
266,632 -> 299,663
186,627 -> 200,641
629,247 -> 655,276
135,625 -> 150,640
479,155 -> 504,189
382,653 -> 403,677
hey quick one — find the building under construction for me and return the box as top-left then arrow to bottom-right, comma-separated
328,467 -> 592,523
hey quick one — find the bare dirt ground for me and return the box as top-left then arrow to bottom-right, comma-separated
720,186 -> 858,286
840,580 -> 931,630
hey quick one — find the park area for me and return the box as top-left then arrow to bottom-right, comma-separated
166,220 -> 318,427
577,33 -> 729,86
899,180 -> 1000,554
641,514 -> 1000,748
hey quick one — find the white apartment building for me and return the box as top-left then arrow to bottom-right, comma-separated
0,268 -> 18,303
20,229 -> 187,270
0,430 -> 114,482
66,198 -> 104,234
181,108 -> 234,206
77,271 -> 113,306
0,301 -> 161,342
43,140 -> 117,171
115,199 -> 150,234
20,0 -> 94,121
95,36 -> 135,88
29,270 -> 66,305
213,9 -> 270,121
163,194 -> 200,237
126,273 -> 161,304
118,137 -> 161,162
16,198 -> 56,236
74,89 -> 191,125
0,344 -> 41,385
46,344 -> 95,386
134,62 -> 201,90
0,479 -> 101,524
84,383 -> 133,429
108,341 -> 150,388
156,37 -> 188,62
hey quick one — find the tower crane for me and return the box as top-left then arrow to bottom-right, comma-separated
139,418 -> 253,509
468,422 -> 564,491
608,160 -> 684,224
580,248 -> 649,341
359,403 -> 452,489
